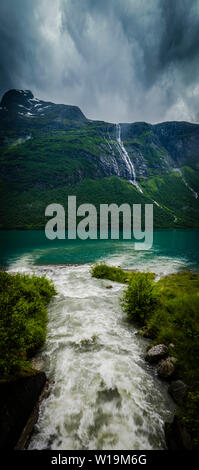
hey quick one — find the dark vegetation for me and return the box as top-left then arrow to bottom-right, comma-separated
91,263 -> 199,447
0,271 -> 56,379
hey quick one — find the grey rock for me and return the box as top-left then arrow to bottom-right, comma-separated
0,371 -> 46,449
157,357 -> 175,379
145,344 -> 169,364
168,380 -> 187,403
165,415 -> 193,450
30,356 -> 45,371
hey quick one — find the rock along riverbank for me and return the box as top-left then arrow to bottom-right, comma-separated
0,371 -> 47,449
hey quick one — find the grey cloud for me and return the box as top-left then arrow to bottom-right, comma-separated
0,0 -> 42,91
0,0 -> 199,123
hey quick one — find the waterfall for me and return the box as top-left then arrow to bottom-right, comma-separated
116,124 -> 143,193
175,168 -> 198,199
181,174 -> 198,200
103,135 -> 120,177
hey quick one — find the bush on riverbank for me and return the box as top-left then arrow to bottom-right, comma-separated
0,271 -> 56,379
91,263 -> 199,447
121,272 -> 158,323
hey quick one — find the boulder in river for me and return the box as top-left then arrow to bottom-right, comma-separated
145,344 -> 168,363
157,357 -> 176,379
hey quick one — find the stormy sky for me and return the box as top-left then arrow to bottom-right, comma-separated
1,0 -> 199,123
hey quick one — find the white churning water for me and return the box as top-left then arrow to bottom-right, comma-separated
116,124 -> 143,193
8,259 -> 175,450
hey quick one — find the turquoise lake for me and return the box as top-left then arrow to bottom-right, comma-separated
1,229 -> 199,274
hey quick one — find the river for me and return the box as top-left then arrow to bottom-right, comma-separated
1,229 -> 199,450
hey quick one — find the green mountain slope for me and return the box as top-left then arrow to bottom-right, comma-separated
0,89 -> 199,229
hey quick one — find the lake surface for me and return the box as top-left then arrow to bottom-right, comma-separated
1,229 -> 199,274
1,230 -> 199,450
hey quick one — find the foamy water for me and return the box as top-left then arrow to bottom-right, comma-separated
7,255 -> 177,450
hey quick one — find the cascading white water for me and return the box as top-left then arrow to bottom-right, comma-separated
6,261 -> 175,451
116,124 -> 143,193
180,170 -> 198,199
174,168 -> 198,199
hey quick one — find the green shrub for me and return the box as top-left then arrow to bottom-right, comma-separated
0,271 -> 56,378
90,263 -> 129,283
121,272 -> 158,324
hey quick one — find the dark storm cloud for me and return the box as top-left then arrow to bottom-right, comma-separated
0,0 -> 199,123
159,0 -> 199,68
0,0 -> 43,93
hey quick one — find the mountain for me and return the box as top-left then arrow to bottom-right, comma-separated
0,89 -> 199,229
